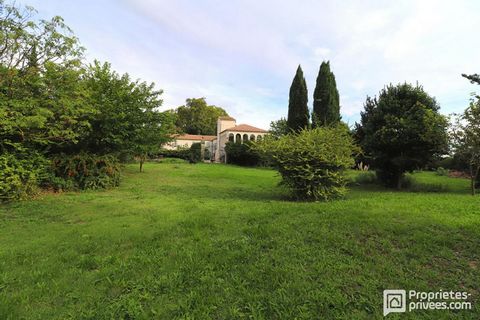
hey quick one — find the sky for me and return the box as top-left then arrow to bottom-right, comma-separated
25,0 -> 480,129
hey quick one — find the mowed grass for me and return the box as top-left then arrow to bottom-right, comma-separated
0,162 -> 479,319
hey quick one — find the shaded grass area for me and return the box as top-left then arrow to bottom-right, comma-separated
0,162 -> 479,319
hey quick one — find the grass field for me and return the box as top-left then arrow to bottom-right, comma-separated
1,161 -> 479,319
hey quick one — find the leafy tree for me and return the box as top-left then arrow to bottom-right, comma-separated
269,118 -> 290,138
356,83 -> 448,189
132,110 -> 176,172
80,61 -> 174,164
174,98 -> 228,135
451,97 -> 480,195
0,1 -> 91,155
287,65 -> 309,132
312,61 -> 340,127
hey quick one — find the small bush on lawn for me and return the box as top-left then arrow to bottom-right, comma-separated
50,153 -> 121,191
189,143 -> 202,163
0,152 -> 48,202
225,141 -> 262,166
255,126 -> 357,201
355,171 -> 377,185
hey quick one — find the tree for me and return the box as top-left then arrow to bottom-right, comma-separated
174,98 -> 228,135
287,65 -> 309,132
0,1 -> 91,155
269,118 -> 290,139
80,61 -> 172,157
312,61 -> 340,127
132,110 -> 176,172
451,98 -> 480,195
356,83 -> 448,189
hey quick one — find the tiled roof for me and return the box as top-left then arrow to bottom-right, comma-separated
174,134 -> 217,141
221,124 -> 268,133
218,116 -> 236,121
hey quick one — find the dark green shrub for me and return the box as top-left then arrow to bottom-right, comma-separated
204,148 -> 211,161
256,126 -> 357,201
225,141 -> 261,166
0,152 -> 48,202
50,153 -> 121,190
354,171 -> 377,185
189,143 -> 202,164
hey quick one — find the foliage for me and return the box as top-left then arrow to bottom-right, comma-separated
0,152 -> 48,202
256,126 -> 356,201
287,65 -> 309,132
224,141 -> 261,166
451,97 -> 480,195
462,73 -> 480,86
173,98 -> 228,135
0,1 -> 176,198
354,171 -> 377,185
80,61 -> 173,157
0,2 -> 92,155
356,83 -> 448,189
312,61 -> 340,127
49,153 -> 121,191
188,143 -> 202,163
268,117 -> 290,139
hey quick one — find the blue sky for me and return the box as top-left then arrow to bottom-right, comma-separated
27,0 -> 480,129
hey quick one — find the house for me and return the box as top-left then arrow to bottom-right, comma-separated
163,116 -> 268,162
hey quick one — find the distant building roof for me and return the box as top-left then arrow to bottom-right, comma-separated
218,116 -> 236,121
174,134 -> 217,141
221,124 -> 268,133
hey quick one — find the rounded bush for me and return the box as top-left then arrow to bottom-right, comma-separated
256,126 -> 357,201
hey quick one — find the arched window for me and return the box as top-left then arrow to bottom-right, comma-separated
250,134 -> 255,141
228,133 -> 234,142
257,135 -> 262,142
235,133 -> 241,143
243,134 -> 248,142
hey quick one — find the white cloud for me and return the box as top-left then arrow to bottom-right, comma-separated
28,0 -> 480,127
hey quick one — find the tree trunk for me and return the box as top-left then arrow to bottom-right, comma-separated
472,166 -> 480,196
470,165 -> 476,196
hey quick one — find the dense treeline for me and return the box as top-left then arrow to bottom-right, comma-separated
0,1 -> 175,200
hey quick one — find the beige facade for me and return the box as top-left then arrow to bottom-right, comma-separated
164,116 -> 267,163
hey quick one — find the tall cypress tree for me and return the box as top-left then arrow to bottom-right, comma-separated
287,65 -> 309,132
312,61 -> 340,127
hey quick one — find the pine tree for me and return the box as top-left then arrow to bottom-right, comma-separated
312,61 -> 340,127
287,65 -> 309,132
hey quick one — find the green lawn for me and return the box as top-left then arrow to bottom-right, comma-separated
1,162 -> 479,319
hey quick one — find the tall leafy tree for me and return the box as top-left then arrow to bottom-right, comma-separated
287,65 -> 309,132
312,61 -> 340,127
356,83 -> 448,189
451,97 -> 480,195
0,1 -> 91,155
174,98 -> 228,135
80,61 -> 174,160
